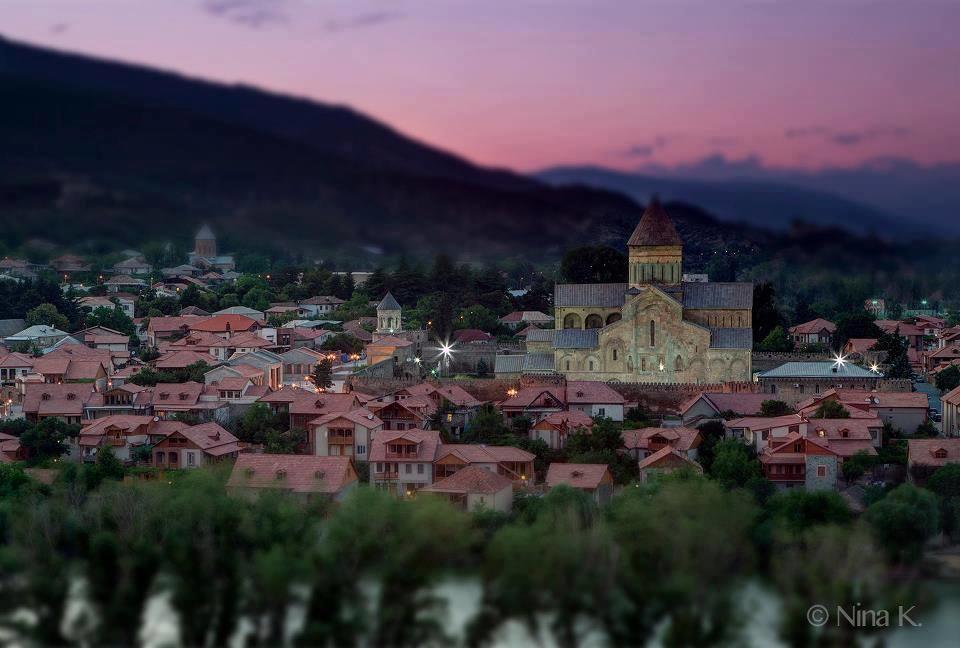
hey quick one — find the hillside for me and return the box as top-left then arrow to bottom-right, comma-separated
0,36 -> 761,265
537,166 -> 914,238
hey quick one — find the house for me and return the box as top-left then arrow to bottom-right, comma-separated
679,392 -> 771,426
52,254 -> 91,274
76,326 -> 130,355
105,275 -> 147,293
938,326 -> 960,350
907,439 -> 960,475
788,318 -> 836,347
759,435 -> 840,491
842,338 -> 883,366
278,347 -> 326,387
83,384 -> 153,419
756,362 -> 883,406
452,329 -> 494,344
275,326 -> 332,351
113,256 -> 152,275
914,315 -> 945,338
638,447 -> 703,482
364,335 -> 414,371
208,331 -> 272,362
798,389 -> 928,434
145,316 -> 207,346
621,427 -> 702,460
189,314 -> 261,339
925,344 -> 960,376
31,355 -> 109,389
259,388 -> 362,429
498,311 -> 554,330
76,415 -> 156,463
4,325 -> 71,350
203,363 -> 267,389
0,432 -> 25,463
227,349 -> 283,390
727,415 -> 808,451
499,386 -> 566,422
421,466 -> 514,512
154,350 -> 213,371
0,352 -> 35,387
151,382 -> 228,422
298,296 -> 345,318
227,454 -> 358,502
545,463 -> 615,505
382,383 -> 482,438
876,320 -> 924,351
79,294 -> 136,318
942,386 -> 960,437
161,330 -> 223,354
530,410 -> 594,450
433,444 -> 535,486
308,408 -> 383,460
368,429 -> 442,496
370,398 -> 435,431
565,380 -> 625,420
188,225 -> 236,273
152,422 -> 240,469
22,383 -> 96,424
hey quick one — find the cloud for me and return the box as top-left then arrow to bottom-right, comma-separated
202,0 -> 288,29
625,145 -> 655,158
50,23 -> 70,35
623,134 -> 678,158
785,125 -> 910,147
324,11 -> 404,33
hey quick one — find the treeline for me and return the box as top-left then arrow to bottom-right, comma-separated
0,460 -> 953,647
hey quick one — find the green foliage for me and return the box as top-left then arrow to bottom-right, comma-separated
834,313 -> 882,349
914,419 -> 938,438
320,333 -> 364,354
310,358 -> 334,390
231,402 -> 288,445
19,418 -> 79,462
462,404 -> 511,444
873,326 -> 911,379
265,426 -> 306,454
129,360 -> 209,386
695,420 -> 728,474
810,399 -> 850,419
935,365 -> 960,393
25,302 -> 70,331
759,399 -> 792,417
709,439 -> 760,489
759,326 -> 794,352
926,463 -> 960,499
753,282 -> 786,345
83,305 -> 135,336
766,489 -> 852,537
865,484 -> 939,563
841,450 -> 876,482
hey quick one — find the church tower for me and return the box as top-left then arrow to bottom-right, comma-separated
376,292 -> 402,333
194,224 -> 218,258
627,196 -> 683,288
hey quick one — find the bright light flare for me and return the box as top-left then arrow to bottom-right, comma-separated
833,352 -> 848,368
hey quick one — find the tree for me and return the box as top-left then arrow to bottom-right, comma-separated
694,420 -> 727,473
560,246 -> 627,284
834,313 -> 882,350
841,450 -> 876,482
753,282 -> 784,345
19,418 -> 79,461
475,357 -> 490,378
872,327 -> 911,379
935,365 -> 960,393
758,326 -> 794,352
25,302 -> 70,331
927,464 -> 960,499
84,305 -> 135,336
310,359 -> 333,391
767,490 -> 852,536
462,404 -> 509,444
759,400 -> 792,417
232,402 -> 287,445
810,399 -> 849,419
865,484 -> 939,563
709,439 -> 759,489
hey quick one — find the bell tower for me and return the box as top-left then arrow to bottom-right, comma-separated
627,196 -> 683,288
194,224 -> 218,258
376,292 -> 402,333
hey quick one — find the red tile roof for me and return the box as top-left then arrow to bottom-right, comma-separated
422,465 -> 513,495
155,350 -> 212,369
189,314 -> 259,334
177,422 -> 240,454
435,443 -> 535,465
679,392 -> 771,417
638,446 -> 703,472
566,381 -> 625,405
452,329 -> 494,343
627,196 -> 683,246
368,429 -> 441,462
621,427 -> 702,452
908,438 -> 960,468
228,454 -> 357,494
23,383 -> 95,417
789,318 -> 836,335
308,408 -> 383,429
546,463 -> 612,490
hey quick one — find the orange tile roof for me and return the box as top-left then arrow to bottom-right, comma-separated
789,318 -> 836,335
189,314 -> 259,333
228,454 -> 357,494
422,465 -> 513,495
546,463 -> 612,490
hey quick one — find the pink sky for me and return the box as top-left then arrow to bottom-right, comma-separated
4,0 -> 959,172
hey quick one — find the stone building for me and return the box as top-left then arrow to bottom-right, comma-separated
505,198 -> 753,383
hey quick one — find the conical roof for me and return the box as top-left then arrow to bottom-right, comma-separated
627,196 -> 682,246
377,292 -> 401,311
196,224 -> 215,240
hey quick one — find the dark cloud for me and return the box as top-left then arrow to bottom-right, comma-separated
50,23 -> 70,35
324,11 -> 404,33
625,145 -> 655,158
623,134 -> 677,158
202,0 -> 288,29
786,125 -> 910,147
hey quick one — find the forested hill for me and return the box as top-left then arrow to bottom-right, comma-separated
0,36 -> 760,265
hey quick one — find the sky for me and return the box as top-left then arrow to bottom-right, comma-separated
3,0 -> 960,173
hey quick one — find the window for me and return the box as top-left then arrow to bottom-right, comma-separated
417,463 -> 424,474
565,360 -> 570,371
589,360 -> 594,371
376,462 -> 383,472
405,463 -> 412,474
675,355 -> 683,372
612,349 -> 618,361
357,444 -> 366,456
187,452 -> 196,466
649,320 -> 656,347
817,465 -> 827,477
598,407 -> 606,416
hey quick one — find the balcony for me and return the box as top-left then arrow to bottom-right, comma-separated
374,471 -> 399,481
384,451 -> 418,460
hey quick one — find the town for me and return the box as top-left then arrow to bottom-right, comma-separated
1,202 -> 958,644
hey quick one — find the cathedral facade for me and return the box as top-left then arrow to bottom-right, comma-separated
519,199 -> 753,384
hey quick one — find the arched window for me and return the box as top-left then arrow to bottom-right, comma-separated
649,320 -> 656,347
606,313 -> 622,325
565,360 -> 570,371
675,355 -> 683,371
585,314 -> 603,329
588,360 -> 594,371
563,313 -> 582,329
612,349 -> 618,362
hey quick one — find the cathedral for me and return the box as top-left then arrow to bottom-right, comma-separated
513,198 -> 753,384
